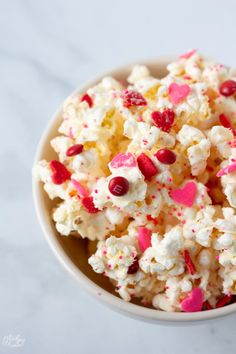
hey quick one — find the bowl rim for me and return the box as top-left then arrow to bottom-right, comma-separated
32,57 -> 236,323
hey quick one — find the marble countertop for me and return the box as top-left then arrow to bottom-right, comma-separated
1,0 -> 236,353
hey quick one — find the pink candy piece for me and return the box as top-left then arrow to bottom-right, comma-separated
71,179 -> 89,198
138,227 -> 152,252
110,152 -> 136,168
168,83 -> 191,104
170,181 -> 197,207
216,162 -> 236,177
181,288 -> 204,312
179,49 -> 197,59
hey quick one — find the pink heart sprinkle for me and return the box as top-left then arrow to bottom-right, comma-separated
216,162 -> 236,177
110,153 -> 136,168
181,288 -> 204,312
71,179 -> 89,198
168,83 -> 191,104
170,181 -> 197,207
179,49 -> 197,59
138,227 -> 152,252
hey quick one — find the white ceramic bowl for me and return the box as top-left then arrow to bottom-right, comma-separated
33,58 -> 236,325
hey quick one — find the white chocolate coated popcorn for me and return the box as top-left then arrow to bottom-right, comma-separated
34,51 -> 236,312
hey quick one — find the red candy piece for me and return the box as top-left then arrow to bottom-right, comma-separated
203,300 -> 213,311
216,294 -> 232,308
50,160 -> 71,185
138,227 -> 152,252
219,114 -> 236,136
81,93 -> 93,107
151,109 -> 175,133
122,90 -> 147,108
155,148 -> 176,165
108,176 -> 129,197
66,144 -> 84,157
137,153 -> 158,181
219,80 -> 236,97
82,196 -> 100,213
181,288 -> 203,312
127,257 -> 139,274
183,249 -> 196,275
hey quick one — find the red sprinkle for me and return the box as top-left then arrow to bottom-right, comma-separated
137,153 -> 158,181
81,196 -> 100,213
151,109 -> 175,133
121,90 -> 147,108
146,214 -> 158,225
219,114 -> 236,135
66,144 -> 84,157
183,249 -> 196,275
219,80 -> 236,97
216,294 -> 232,308
81,93 -> 93,107
127,257 -> 139,274
155,148 -> 177,165
108,176 -> 129,197
49,160 -> 71,185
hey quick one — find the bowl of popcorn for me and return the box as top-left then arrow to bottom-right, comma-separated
33,50 -> 236,324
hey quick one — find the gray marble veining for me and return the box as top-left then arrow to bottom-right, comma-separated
1,0 -> 236,353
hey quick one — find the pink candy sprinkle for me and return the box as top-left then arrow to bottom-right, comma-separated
216,162 -> 236,177
168,83 -> 191,104
179,49 -> 197,59
69,127 -> 74,138
71,179 -> 89,198
181,288 -> 204,312
110,152 -> 136,168
170,181 -> 197,207
138,227 -> 152,252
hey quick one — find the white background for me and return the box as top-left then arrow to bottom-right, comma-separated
1,0 -> 236,353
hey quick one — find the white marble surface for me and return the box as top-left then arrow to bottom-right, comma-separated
1,0 -> 236,353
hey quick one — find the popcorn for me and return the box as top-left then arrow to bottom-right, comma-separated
34,51 -> 236,312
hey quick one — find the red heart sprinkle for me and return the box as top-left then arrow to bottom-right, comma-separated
81,93 -> 93,107
170,181 -> 197,207
121,90 -> 147,108
50,160 -> 71,185
137,153 -> 158,181
81,196 -> 100,213
151,109 -> 175,133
